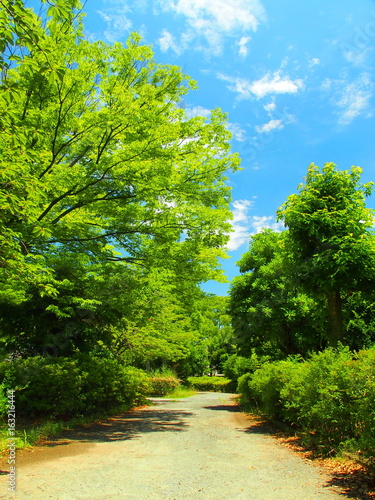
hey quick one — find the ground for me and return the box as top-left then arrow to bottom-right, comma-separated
0,392 -> 360,499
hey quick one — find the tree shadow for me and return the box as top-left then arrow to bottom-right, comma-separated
238,414 -> 375,499
203,404 -> 239,412
46,406 -> 193,446
323,467 -> 375,500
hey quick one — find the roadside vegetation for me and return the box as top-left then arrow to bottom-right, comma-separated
1,1 -> 375,485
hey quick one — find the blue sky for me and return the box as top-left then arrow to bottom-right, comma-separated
35,0 -> 375,294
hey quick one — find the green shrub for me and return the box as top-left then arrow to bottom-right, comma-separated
247,359 -> 301,419
281,347 -> 355,440
237,373 -> 253,406
1,356 -> 85,417
223,353 -> 268,382
78,356 -> 150,411
187,376 -> 233,392
120,366 -> 151,405
240,346 -> 375,458
148,376 -> 180,396
0,356 -> 151,418
346,347 -> 375,456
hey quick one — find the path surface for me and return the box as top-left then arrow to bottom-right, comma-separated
1,393 -> 345,499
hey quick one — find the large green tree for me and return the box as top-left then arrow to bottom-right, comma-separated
0,0 -> 240,360
0,0 -> 239,305
229,230 -> 324,357
277,163 -> 375,346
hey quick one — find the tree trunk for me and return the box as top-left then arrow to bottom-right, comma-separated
326,290 -> 344,347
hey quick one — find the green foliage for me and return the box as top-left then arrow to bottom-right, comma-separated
0,356 -> 150,417
148,376 -> 180,396
229,230 -> 325,357
0,0 -> 239,368
163,386 -> 196,398
239,346 -> 375,458
223,353 -> 268,382
246,358 -> 302,418
187,375 -> 233,392
2,356 -> 84,416
277,162 -> 375,346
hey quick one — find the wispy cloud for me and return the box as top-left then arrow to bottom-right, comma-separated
219,70 -> 304,99
255,102 -> 295,134
336,73 -> 372,125
255,119 -> 284,133
227,122 -> 247,142
250,216 -> 284,234
308,57 -> 321,68
343,48 -> 370,67
159,29 -> 182,54
97,9 -> 133,42
159,0 -> 266,55
227,199 -> 253,251
227,201 -> 284,251
184,105 -> 212,118
238,36 -> 251,58
263,102 -> 276,113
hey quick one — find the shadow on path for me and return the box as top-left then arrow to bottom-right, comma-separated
203,404 -> 239,412
49,407 -> 193,446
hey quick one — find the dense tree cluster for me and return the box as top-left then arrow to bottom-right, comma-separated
229,163 -> 375,358
0,0 -> 238,370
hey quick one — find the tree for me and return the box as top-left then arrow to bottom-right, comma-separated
0,0 -> 240,306
229,230 -> 325,357
277,163 -> 375,346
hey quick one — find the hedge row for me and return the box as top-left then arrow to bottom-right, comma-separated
238,346 -> 375,457
187,376 -> 234,392
0,355 -> 151,418
148,376 -> 180,396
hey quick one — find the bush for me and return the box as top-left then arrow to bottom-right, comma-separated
280,347 -> 355,440
246,358 -> 301,419
0,355 -> 151,418
78,356 -> 151,411
120,366 -> 152,406
354,348 -> 375,455
187,376 -> 233,392
1,356 -> 85,417
238,346 -> 375,459
237,373 -> 253,406
148,376 -> 180,396
223,353 -> 268,382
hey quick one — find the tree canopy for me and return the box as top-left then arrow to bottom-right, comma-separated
277,162 -> 375,345
0,0 -> 240,366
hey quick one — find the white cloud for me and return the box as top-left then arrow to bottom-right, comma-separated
250,71 -> 304,98
159,0 -> 266,55
185,105 -> 211,118
263,102 -> 276,113
255,119 -> 284,133
226,199 -> 253,251
320,78 -> 332,91
343,48 -> 370,67
250,216 -> 284,234
308,57 -> 320,68
255,102 -> 296,134
159,29 -> 182,54
227,122 -> 247,142
219,70 -> 304,100
226,201 -> 284,251
238,36 -> 251,58
336,73 -> 372,125
97,10 -> 132,42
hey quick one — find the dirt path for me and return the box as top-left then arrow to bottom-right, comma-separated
0,393 -> 346,499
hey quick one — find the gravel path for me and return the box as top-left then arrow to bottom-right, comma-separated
1,393 -> 345,499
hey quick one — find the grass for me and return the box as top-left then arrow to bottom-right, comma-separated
162,385 -> 196,399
